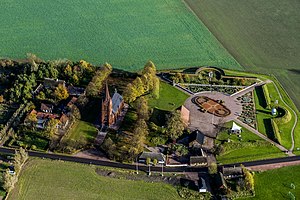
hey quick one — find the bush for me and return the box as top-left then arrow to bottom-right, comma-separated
178,187 -> 211,200
271,119 -> 281,144
150,137 -> 167,146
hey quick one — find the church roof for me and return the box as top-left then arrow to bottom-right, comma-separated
112,92 -> 123,114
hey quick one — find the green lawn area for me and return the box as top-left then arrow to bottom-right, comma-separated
66,120 -> 98,143
9,159 -> 182,200
216,121 -> 285,164
184,0 -> 300,110
241,165 -> 300,200
224,69 -> 300,152
0,0 -> 240,71
148,82 -> 189,111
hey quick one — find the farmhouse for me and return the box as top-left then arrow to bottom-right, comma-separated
222,166 -> 244,179
101,83 -> 124,127
40,103 -> 54,113
67,86 -> 85,96
43,78 -> 65,89
189,156 -> 207,167
189,130 -> 206,149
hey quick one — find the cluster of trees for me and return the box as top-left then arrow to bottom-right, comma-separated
3,148 -> 28,193
102,96 -> 150,162
166,110 -> 186,142
54,84 -> 69,101
58,60 -> 95,85
86,63 -> 112,97
123,61 -> 160,103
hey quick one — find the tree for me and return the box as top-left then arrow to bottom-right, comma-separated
153,158 -> 158,166
54,84 -> 69,101
0,95 -> 4,103
208,162 -> 218,175
45,118 -> 60,138
123,83 -> 139,103
242,166 -> 254,191
36,91 -> 46,100
135,97 -> 149,120
152,77 -> 160,99
19,147 -> 28,164
146,157 -> 151,165
26,112 -> 37,128
132,77 -> 144,96
166,110 -> 186,142
3,169 -> 18,192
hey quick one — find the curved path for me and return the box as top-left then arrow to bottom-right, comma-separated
271,81 -> 298,152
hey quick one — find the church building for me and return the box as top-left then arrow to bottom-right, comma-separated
101,83 -> 124,127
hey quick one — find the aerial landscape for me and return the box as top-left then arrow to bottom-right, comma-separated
0,0 -> 299,199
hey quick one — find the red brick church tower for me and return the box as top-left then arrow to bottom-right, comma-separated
101,82 -> 125,127
101,83 -> 113,126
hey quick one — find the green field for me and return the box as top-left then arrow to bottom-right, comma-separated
184,0 -> 300,110
9,159 -> 182,200
216,122 -> 285,164
66,120 -> 97,143
242,165 -> 300,199
0,0 -> 240,71
148,82 -> 189,111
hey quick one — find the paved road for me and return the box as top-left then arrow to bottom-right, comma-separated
0,147 -> 206,173
1,147 -> 300,172
222,154 -> 300,168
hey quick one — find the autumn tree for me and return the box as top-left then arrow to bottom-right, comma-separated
26,112 -> 37,128
152,76 -> 160,99
45,118 -> 60,138
123,83 -> 139,103
242,165 -> 254,191
135,97 -> 149,120
54,84 -> 69,101
0,95 -> 4,103
3,169 -> 17,193
208,162 -> 218,174
166,110 -> 186,142
132,77 -> 144,96
86,63 -> 112,97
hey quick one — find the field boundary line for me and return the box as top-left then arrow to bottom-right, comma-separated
182,0 -> 244,70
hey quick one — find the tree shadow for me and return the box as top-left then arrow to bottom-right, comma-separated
263,118 -> 276,141
255,86 -> 267,108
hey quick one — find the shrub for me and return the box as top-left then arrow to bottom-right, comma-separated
271,119 -> 281,144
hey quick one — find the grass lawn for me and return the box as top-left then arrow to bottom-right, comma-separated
66,120 -> 98,143
241,165 -> 300,200
148,82 -> 189,111
184,0 -> 300,110
9,159 -> 182,200
224,69 -> 300,151
0,0 -> 240,71
216,121 -> 285,164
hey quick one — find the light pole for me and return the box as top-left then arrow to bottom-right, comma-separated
161,163 -> 164,177
209,71 -> 214,92
136,157 -> 139,174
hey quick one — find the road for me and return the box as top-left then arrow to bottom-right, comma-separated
0,147 -> 205,173
1,147 -> 300,172
222,155 -> 300,168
